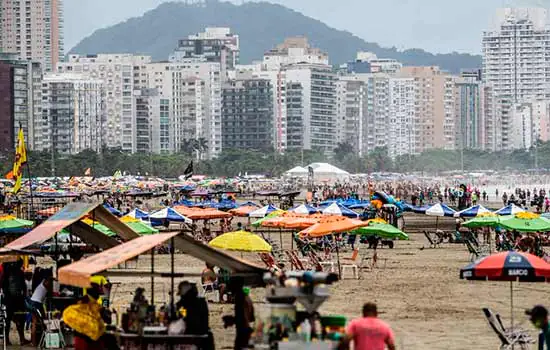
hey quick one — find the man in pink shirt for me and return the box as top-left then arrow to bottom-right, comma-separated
342,302 -> 395,350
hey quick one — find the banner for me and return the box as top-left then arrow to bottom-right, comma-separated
12,128 -> 27,194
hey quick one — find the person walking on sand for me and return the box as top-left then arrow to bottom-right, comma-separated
340,302 -> 395,350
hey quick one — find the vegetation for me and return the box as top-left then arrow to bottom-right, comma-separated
70,1 -> 480,73
0,141 -> 548,178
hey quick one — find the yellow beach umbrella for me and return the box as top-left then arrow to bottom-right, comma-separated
208,230 -> 272,252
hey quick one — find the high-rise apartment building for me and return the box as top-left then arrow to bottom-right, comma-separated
263,37 -> 329,70
454,71 -> 501,152
0,0 -> 63,72
482,8 -> 550,149
399,66 -> 456,153
170,27 -> 239,80
221,78 -> 273,151
388,77 -> 416,158
144,61 -> 222,158
57,54 -> 152,152
39,73 -> 105,155
0,53 -> 42,151
133,88 -> 171,154
284,63 -> 337,153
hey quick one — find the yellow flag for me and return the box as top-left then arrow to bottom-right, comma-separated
12,128 -> 27,194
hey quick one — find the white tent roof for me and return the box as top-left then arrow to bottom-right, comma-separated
285,166 -> 308,174
308,163 -> 349,175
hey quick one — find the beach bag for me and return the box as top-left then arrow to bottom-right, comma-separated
63,299 -> 105,341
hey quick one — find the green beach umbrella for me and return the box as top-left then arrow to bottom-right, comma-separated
499,212 -> 550,232
353,221 -> 409,240
81,218 -> 116,237
251,210 -> 285,227
0,215 -> 33,233
125,221 -> 159,235
462,214 -> 501,228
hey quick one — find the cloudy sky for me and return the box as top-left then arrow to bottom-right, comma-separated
64,0 -> 549,54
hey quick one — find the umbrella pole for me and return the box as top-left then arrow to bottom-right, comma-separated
170,237 -> 175,314
279,228 -> 283,250
436,217 -> 439,231
151,248 -> 155,305
336,234 -> 341,278
510,280 -> 514,331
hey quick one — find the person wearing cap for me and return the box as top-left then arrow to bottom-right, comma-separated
526,305 -> 550,350
341,302 -> 395,350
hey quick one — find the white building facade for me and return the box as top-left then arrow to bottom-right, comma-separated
39,73 -> 106,154
482,8 -> 550,149
57,54 -> 152,152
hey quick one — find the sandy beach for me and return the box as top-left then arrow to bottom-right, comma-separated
86,211 -> 545,350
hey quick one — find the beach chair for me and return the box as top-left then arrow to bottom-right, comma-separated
423,230 -> 438,248
284,250 -> 306,270
341,249 -> 360,279
482,308 -> 534,350
306,251 -> 324,272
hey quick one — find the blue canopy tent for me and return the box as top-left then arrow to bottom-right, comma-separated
425,203 -> 457,229
322,202 -> 359,218
454,204 -> 492,218
125,208 -> 149,220
494,204 -> 525,216
103,204 -> 123,217
149,208 -> 192,226
289,204 -> 320,215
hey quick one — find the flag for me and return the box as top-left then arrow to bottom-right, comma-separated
5,170 -> 13,180
84,168 -> 91,176
183,161 -> 193,180
12,128 -> 27,194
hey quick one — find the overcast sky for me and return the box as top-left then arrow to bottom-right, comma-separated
64,0 -> 550,54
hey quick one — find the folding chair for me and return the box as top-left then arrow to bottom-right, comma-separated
423,231 -> 437,248
201,282 -> 220,303
341,249 -> 360,279
37,309 -> 66,349
482,308 -> 534,350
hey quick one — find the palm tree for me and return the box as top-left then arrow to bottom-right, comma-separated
197,138 -> 209,160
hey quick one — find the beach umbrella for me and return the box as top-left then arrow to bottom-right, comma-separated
499,212 -> 550,232
494,204 -> 526,216
249,204 -> 281,218
238,201 -> 260,208
348,202 -> 371,210
299,216 -> 368,276
103,203 -> 123,217
462,213 -> 500,228
460,251 -> 550,328
0,215 -> 33,234
425,203 -> 457,230
289,204 -> 320,215
125,208 -> 149,220
322,202 -> 359,218
121,216 -> 159,235
149,208 -> 192,224
251,210 -> 286,227
454,204 -> 492,218
353,222 -> 409,240
425,203 -> 457,217
81,218 -> 116,237
208,230 -> 272,252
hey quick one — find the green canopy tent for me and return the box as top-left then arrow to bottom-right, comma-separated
353,222 -> 409,240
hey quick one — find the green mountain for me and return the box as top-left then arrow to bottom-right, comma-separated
70,0 -> 481,73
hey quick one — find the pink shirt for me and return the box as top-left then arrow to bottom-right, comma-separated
346,317 -> 395,350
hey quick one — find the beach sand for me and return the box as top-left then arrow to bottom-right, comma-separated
97,213 -> 547,350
